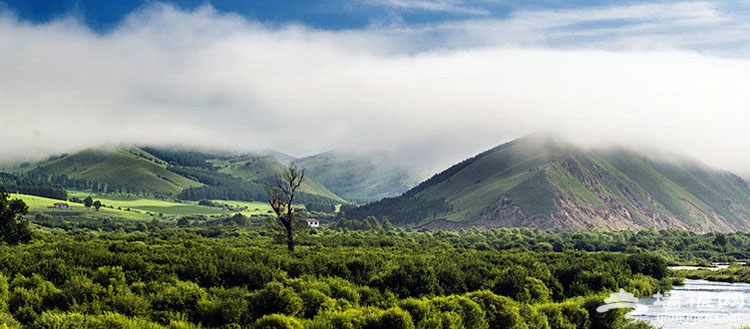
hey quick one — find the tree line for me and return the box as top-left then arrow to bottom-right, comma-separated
0,220 -> 666,328
345,195 -> 452,225
0,173 -> 67,201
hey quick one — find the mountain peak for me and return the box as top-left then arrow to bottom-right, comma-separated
349,136 -> 750,232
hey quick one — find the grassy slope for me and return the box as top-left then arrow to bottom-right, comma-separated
650,161 -> 750,226
358,135 -> 750,230
12,193 -> 150,220
216,155 -> 345,203
412,137 -> 562,221
29,148 -> 202,196
28,146 -> 343,204
546,160 -> 603,207
23,192 -> 274,219
294,151 -> 419,204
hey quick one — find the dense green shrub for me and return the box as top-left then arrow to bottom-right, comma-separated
252,313 -> 303,329
248,282 -> 304,321
0,223 -> 686,328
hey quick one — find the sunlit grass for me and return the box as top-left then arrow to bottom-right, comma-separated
67,191 -> 225,217
10,193 -> 150,220
13,190 -> 281,222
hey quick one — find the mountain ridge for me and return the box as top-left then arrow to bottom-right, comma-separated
25,146 -> 345,204
348,135 -> 750,232
293,150 -> 420,204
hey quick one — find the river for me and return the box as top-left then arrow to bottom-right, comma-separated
630,279 -> 750,328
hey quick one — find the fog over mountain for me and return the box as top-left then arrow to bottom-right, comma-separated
3,2 -> 750,178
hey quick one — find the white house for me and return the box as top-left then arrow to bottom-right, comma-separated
305,218 -> 320,228
53,202 -> 69,208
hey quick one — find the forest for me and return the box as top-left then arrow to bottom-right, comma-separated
0,173 -> 67,201
17,182 -> 750,328
0,220 -> 672,329
0,185 -> 680,329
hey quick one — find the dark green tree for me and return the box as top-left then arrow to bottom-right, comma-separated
93,200 -> 102,211
177,217 -> 190,227
382,218 -> 395,232
268,164 -> 305,253
712,233 -> 727,247
0,185 -> 31,244
83,196 -> 93,209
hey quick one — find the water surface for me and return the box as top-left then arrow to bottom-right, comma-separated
633,279 -> 750,329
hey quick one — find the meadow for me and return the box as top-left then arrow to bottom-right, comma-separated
14,192 -> 275,221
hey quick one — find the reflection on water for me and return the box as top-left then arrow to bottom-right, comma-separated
633,279 -> 750,329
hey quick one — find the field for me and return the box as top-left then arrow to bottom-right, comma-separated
11,193 -> 151,221
12,192 -> 276,222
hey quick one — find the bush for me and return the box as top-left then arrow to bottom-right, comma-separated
298,289 -> 331,318
248,282 -> 303,321
399,298 -> 432,328
369,307 -> 415,329
252,314 -> 303,329
34,311 -> 166,329
627,254 -> 668,280
466,291 -> 525,329
149,280 -> 207,323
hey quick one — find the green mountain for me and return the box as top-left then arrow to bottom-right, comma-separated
348,135 -> 750,232
294,151 -> 420,204
258,149 -> 298,166
27,146 -> 344,204
28,147 -> 202,197
213,155 -> 344,203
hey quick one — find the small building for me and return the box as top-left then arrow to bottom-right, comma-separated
305,218 -> 320,228
53,202 -> 69,208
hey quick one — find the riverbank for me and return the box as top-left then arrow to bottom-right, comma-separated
672,263 -> 750,284
634,279 -> 750,329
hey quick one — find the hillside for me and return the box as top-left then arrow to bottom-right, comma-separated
348,135 -> 750,232
294,151 -> 420,204
27,147 -> 202,197
26,146 -> 345,205
213,154 -> 345,203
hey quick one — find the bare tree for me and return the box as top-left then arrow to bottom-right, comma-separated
268,164 -> 305,252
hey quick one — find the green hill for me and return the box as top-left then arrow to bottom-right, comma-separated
28,147 -> 202,197
27,146 -> 345,205
294,151 -> 420,204
214,155 -> 345,203
349,135 -> 750,232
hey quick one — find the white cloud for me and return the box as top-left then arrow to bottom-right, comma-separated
2,2 -> 750,177
376,2 -> 750,55
366,0 -> 490,15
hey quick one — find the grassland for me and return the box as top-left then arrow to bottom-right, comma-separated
28,148 -> 203,196
14,191 -> 276,221
11,193 -> 151,220
216,155 -> 345,203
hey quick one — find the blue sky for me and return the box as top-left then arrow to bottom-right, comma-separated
3,0 -> 749,58
1,1 -> 645,30
6,0 -> 748,50
2,1 -> 750,175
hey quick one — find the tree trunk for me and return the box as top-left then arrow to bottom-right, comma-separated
284,220 -> 295,253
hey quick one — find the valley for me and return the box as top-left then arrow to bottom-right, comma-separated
4,136 -> 750,328
11,135 -> 750,233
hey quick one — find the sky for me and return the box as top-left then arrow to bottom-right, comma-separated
3,0 -> 750,176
